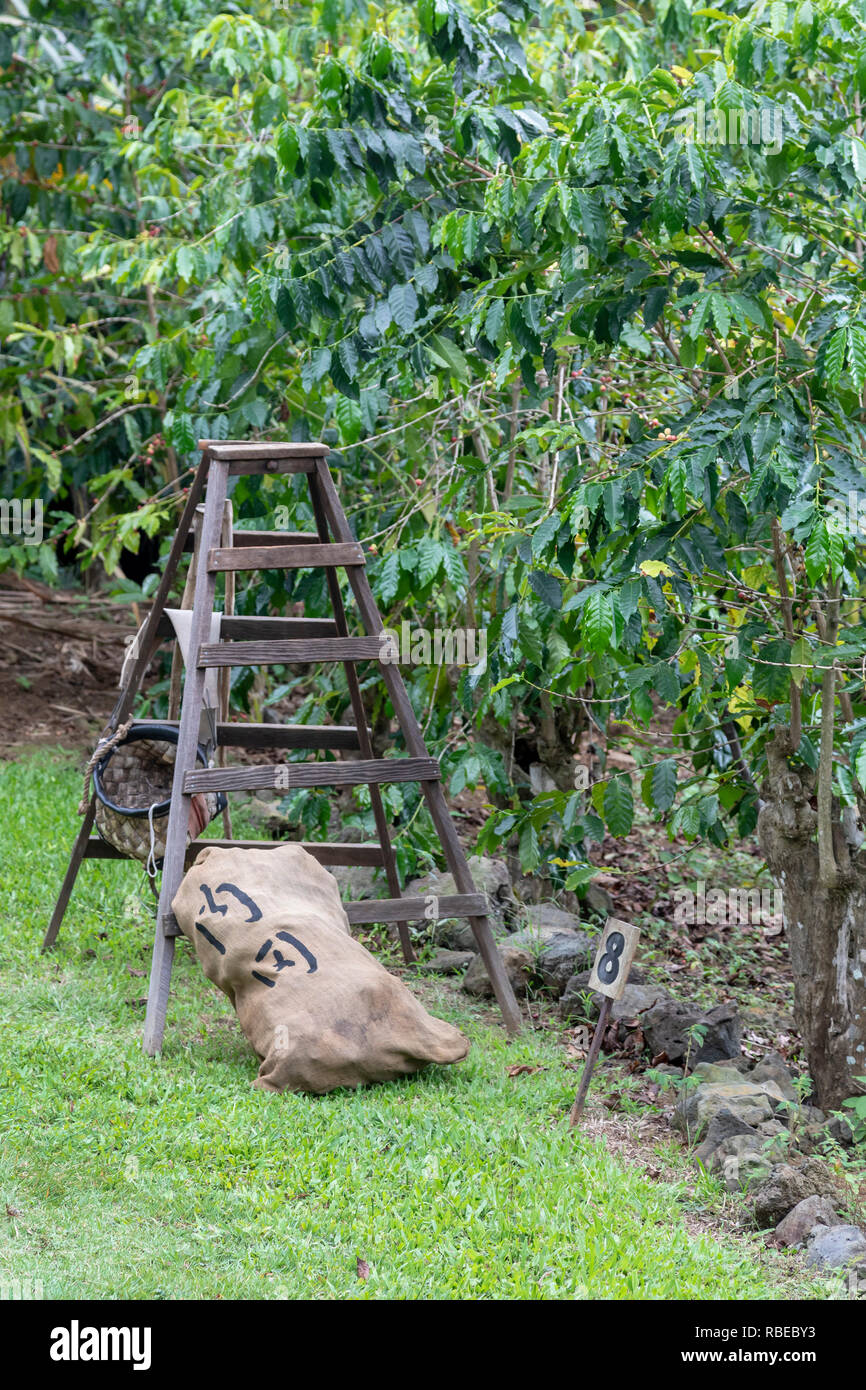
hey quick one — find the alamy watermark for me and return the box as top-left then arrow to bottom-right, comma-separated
675,100 -> 783,153
0,497 -> 43,545
673,880 -> 783,927
0,1276 -> 44,1300
50,1322 -> 152,1371
378,621 -> 487,667
827,490 -> 866,538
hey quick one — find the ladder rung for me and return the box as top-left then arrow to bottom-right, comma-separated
184,840 -> 385,868
225,460 -> 315,477
185,530 -> 318,552
216,723 -> 367,750
156,614 -> 339,642
153,721 -> 368,750
221,616 -> 337,639
183,757 -> 441,795
207,542 -> 365,572
228,531 -> 321,546
344,893 -> 486,925
198,636 -> 382,667
83,837 -> 384,868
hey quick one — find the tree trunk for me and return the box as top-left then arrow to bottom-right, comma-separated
757,731 -> 866,1110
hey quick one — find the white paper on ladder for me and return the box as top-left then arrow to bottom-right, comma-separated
119,610 -> 222,747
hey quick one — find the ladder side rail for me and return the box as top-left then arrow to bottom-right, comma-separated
313,457 -> 522,1034
307,470 -> 415,963
143,452 -> 231,1055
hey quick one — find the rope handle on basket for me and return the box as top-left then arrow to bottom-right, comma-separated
78,720 -> 133,815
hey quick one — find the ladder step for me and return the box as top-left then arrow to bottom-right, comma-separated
83,838 -> 385,868
183,757 -> 441,795
228,531 -> 321,546
198,636 -> 383,667
204,441 -> 330,459
345,893 -> 487,925
208,542 -> 365,572
217,723 -> 367,750
202,442 -> 330,479
184,530 -> 318,552
221,616 -> 338,640
156,614 -> 339,642
155,721 -> 368,750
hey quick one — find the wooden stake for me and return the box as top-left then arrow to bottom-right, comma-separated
569,995 -> 612,1127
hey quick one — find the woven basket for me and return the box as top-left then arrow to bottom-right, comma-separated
93,723 -> 225,865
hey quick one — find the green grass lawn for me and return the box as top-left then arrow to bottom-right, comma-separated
0,748 -> 825,1300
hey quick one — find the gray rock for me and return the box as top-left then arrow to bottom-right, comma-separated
433,921 -> 481,952
704,1135 -> 769,1187
608,982 -> 670,1023
508,922 -> 594,994
583,883 -> 614,916
643,998 -> 742,1066
803,1105 -> 827,1125
558,974 -> 660,1022
691,1062 -> 744,1085
675,1079 -> 786,1140
827,1114 -> 857,1146
694,1107 -> 759,1165
327,863 -> 381,901
417,949 -> 475,975
462,945 -> 532,998
750,1051 -> 798,1102
722,1150 -> 774,1192
774,1195 -> 843,1249
725,1055 -> 754,1073
752,1157 -> 844,1229
757,1118 -> 789,1139
805,1225 -> 866,1271
558,973 -> 592,1021
537,934 -> 594,993
409,855 -> 516,943
508,923 -> 583,953
523,903 -> 582,933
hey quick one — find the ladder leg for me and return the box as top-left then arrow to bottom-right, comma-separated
143,453 -> 230,1055
422,781 -> 522,1037
42,797 -> 96,950
308,474 -> 415,963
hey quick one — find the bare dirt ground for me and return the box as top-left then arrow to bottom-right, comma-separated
0,573 -> 136,751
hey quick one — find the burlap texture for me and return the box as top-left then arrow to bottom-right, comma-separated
172,843 -> 469,1093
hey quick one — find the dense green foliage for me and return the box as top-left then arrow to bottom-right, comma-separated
5,0 -> 866,894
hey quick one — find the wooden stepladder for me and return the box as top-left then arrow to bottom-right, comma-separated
45,441 -> 522,1053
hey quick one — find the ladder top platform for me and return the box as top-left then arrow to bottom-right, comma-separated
200,441 -> 331,460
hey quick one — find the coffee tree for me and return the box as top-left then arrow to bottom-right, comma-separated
5,0 -> 866,1105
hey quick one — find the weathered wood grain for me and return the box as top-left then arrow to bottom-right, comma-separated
197,636 -> 383,666
182,757 -> 441,794
207,542 -> 365,572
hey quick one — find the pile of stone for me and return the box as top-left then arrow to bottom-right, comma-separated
674,1053 -> 864,1274
404,856 -> 600,996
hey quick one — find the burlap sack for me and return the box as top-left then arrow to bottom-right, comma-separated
172,843 -> 469,1093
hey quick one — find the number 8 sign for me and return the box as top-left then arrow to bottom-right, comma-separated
587,917 -> 641,1000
